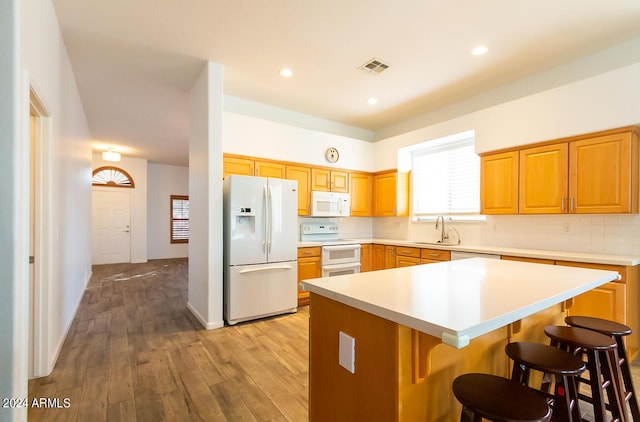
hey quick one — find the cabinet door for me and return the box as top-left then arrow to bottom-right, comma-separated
396,255 -> 420,267
384,246 -> 396,269
567,282 -> 626,324
360,244 -> 372,272
223,156 -> 254,178
373,172 -> 398,216
311,168 -> 331,191
298,255 -> 321,306
350,172 -> 372,216
480,151 -> 519,214
255,160 -> 286,179
286,165 -> 311,215
372,245 -> 386,271
569,132 -> 635,214
331,171 -> 349,193
519,143 -> 568,214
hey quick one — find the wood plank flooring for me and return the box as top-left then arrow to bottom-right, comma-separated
28,258 -> 309,421
28,258 -> 640,421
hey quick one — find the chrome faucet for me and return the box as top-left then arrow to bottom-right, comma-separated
435,216 -> 449,243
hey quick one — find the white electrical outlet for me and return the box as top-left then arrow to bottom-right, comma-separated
339,331 -> 355,373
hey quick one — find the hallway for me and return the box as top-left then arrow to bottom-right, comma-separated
28,259 -> 309,421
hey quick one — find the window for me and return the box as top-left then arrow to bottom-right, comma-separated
171,195 -> 189,243
92,166 -> 135,188
411,135 -> 481,220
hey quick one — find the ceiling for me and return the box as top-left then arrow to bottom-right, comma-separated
52,0 -> 640,166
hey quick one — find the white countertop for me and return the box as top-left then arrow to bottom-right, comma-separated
298,238 -> 640,266
301,258 -> 620,348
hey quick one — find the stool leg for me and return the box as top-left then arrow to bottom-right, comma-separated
512,362 -> 531,385
587,350 -> 608,422
566,374 -> 582,422
460,407 -> 482,422
616,338 -> 640,421
552,374 -> 574,422
602,349 -> 628,422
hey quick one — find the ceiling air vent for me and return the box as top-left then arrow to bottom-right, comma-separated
358,58 -> 390,75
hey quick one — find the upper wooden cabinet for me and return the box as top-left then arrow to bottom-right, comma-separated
311,168 -> 349,192
570,131 -> 638,214
373,170 -> 409,217
519,143 -> 569,214
223,154 -> 285,179
480,151 -> 519,214
286,165 -> 312,216
350,172 -> 372,216
481,126 -> 640,215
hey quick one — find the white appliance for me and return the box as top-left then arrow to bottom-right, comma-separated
300,223 -> 361,277
311,191 -> 351,217
223,175 -> 298,325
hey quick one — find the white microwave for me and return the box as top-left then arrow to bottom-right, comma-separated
311,191 -> 351,217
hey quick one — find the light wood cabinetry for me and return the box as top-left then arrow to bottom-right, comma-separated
384,246 -> 396,269
349,172 -> 372,216
373,170 -> 409,217
285,165 -> 312,215
519,143 -> 568,214
311,168 -> 349,192
223,154 -> 286,179
297,247 -> 321,306
481,126 -> 640,215
501,256 -> 555,265
480,151 -> 519,214
420,248 -> 451,264
360,244 -> 372,272
395,246 -> 421,267
569,131 -> 638,214
372,245 -> 386,271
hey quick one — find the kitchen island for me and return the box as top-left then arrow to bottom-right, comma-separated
301,258 -> 620,421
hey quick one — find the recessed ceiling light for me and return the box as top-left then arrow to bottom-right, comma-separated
368,98 -> 378,105
280,68 -> 293,78
471,45 -> 489,56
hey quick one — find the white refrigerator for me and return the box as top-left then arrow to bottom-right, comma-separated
223,175 -> 298,325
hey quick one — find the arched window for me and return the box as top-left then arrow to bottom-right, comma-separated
92,166 -> 135,188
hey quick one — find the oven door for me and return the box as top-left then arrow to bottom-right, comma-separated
321,244 -> 361,266
322,262 -> 361,277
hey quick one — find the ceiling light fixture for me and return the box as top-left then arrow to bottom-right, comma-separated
102,147 -> 121,162
280,68 -> 293,78
368,98 -> 379,105
471,45 -> 489,56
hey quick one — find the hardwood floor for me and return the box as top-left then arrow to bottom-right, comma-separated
28,258 -> 309,421
28,258 -> 640,421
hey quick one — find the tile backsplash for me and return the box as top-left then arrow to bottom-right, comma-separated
300,215 -> 640,256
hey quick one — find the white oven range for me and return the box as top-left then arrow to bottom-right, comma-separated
300,223 -> 361,277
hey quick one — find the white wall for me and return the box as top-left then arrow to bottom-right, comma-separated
148,163 -> 189,259
223,111 -> 374,172
188,61 -> 224,329
92,154 -> 148,263
19,0 -> 93,391
372,54 -> 640,257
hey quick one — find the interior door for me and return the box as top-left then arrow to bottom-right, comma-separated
92,190 -> 131,264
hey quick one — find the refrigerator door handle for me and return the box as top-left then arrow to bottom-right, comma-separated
267,184 -> 273,254
263,185 -> 269,254
238,265 -> 293,274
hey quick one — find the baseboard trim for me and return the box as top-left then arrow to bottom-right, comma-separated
187,302 -> 224,330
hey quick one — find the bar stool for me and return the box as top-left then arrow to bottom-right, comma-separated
565,316 -> 640,421
506,342 -> 586,422
545,325 -> 627,422
452,373 -> 552,422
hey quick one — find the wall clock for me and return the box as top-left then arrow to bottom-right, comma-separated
325,147 -> 339,163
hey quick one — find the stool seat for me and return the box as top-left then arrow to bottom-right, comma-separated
453,373 -> 551,422
544,325 -> 617,350
506,342 -> 586,375
566,316 -> 632,337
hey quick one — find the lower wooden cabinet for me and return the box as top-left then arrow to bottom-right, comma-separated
360,244 -> 372,272
298,247 -> 321,306
420,248 -> 450,264
372,245 -> 386,271
395,246 -> 421,267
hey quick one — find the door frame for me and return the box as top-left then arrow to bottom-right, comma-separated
27,84 -> 53,378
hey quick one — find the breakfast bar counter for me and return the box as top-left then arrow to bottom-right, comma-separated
301,258 -> 620,421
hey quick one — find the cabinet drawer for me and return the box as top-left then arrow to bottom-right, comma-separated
298,247 -> 321,258
556,261 -> 626,283
420,249 -> 451,261
396,255 -> 421,267
395,246 -> 421,258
